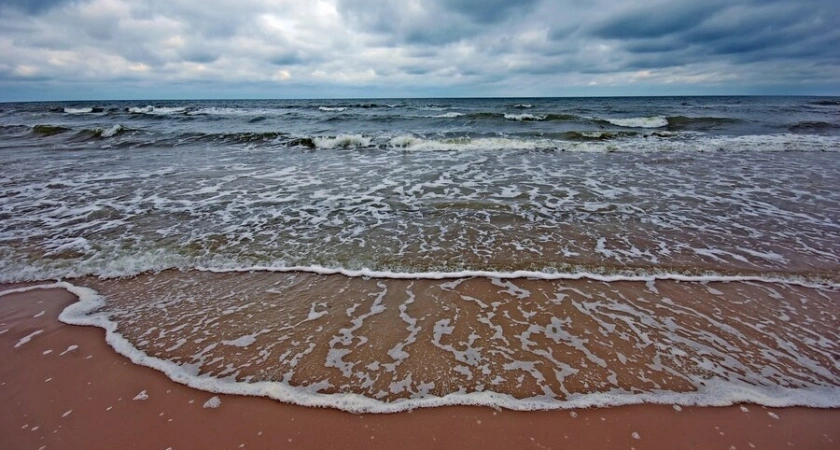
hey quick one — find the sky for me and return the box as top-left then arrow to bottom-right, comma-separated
0,0 -> 839,101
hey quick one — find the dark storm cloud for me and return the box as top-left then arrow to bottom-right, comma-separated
337,0 -> 540,45
0,0 -> 72,15
591,2 -> 726,40
588,0 -> 840,69
444,0 -> 540,24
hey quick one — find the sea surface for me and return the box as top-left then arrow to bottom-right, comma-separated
1,96 -> 839,412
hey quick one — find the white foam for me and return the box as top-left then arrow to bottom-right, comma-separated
5,279 -> 832,414
64,107 -> 93,114
504,113 -> 545,121
606,116 -> 668,128
128,106 -> 186,115
187,107 -> 291,117
318,106 -> 346,112
385,136 -> 556,152
14,329 -> 43,348
98,124 -> 124,138
203,396 -> 222,408
305,303 -> 328,321
59,344 -> 78,356
197,266 -> 840,290
434,112 -> 465,118
222,334 -> 257,348
313,134 -> 372,149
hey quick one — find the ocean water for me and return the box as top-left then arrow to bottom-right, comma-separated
1,96 -> 839,412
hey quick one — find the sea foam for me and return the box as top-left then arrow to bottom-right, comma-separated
606,116 -> 669,128
2,281 -> 838,414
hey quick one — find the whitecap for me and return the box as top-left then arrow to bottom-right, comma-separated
64,107 -> 93,114
128,106 -> 187,115
98,124 -> 124,138
434,112 -> 465,118
606,116 -> 668,128
312,134 -> 372,149
504,113 -> 546,121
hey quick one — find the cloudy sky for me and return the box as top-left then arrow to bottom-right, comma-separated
1,0 -> 838,100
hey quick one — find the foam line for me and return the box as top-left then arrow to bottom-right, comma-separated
197,265 -> 840,289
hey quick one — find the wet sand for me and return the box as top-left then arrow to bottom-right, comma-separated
2,284 -> 839,449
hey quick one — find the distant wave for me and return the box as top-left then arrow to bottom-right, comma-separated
562,131 -> 639,141
186,107 -> 294,117
128,105 -> 188,115
504,113 -> 546,121
810,99 -> 840,106
64,107 -> 104,114
434,112 -> 465,118
788,121 -> 840,133
318,103 -> 394,111
433,112 -> 580,122
312,134 -> 372,149
605,116 -> 669,128
665,116 -> 742,130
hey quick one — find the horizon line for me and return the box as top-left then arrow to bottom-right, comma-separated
3,93 -> 839,104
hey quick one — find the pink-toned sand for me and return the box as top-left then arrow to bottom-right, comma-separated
2,285 -> 838,450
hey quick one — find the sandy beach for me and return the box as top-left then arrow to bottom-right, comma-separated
2,284 -> 838,450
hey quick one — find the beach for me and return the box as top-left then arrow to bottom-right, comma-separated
3,284 -> 838,450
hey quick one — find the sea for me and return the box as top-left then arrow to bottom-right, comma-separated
1,96 -> 839,413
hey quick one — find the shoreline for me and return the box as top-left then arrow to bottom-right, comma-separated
2,283 -> 839,449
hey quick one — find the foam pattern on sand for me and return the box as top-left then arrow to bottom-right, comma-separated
5,273 -> 837,414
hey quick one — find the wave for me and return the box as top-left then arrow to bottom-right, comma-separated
433,112 -> 579,122
312,134 -> 372,149
605,116 -> 669,128
88,124 -> 129,138
31,124 -> 72,136
277,132 -> 840,153
788,121 -> 840,133
562,131 -> 638,141
504,113 -> 546,121
810,99 -> 840,106
64,107 -> 104,114
434,112 -> 465,118
167,131 -> 289,146
0,124 -> 32,136
385,135 -> 557,151
40,124 -> 131,140
186,107 -> 293,117
128,105 -> 188,115
665,116 -> 742,130
316,103 -> 395,113
512,104 -> 533,109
